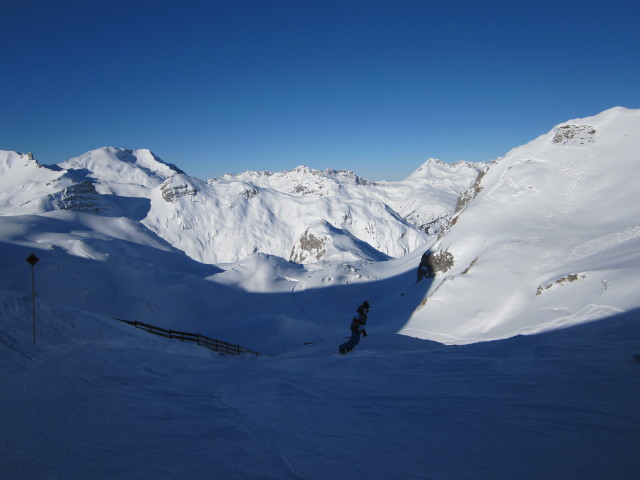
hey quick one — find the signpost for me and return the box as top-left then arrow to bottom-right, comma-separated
26,253 -> 40,343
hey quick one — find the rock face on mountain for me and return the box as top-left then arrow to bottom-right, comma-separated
551,124 -> 597,145
160,176 -> 199,203
290,225 -> 328,263
45,181 -> 105,214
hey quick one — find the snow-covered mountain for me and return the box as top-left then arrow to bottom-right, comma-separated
1,106 -> 639,350
403,106 -> 640,344
2,108 -> 640,479
0,147 -> 481,264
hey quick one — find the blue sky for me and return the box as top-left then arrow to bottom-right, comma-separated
2,0 -> 639,180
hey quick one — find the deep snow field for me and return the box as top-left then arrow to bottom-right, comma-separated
2,107 -> 640,479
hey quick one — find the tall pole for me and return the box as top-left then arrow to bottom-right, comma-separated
31,263 -> 36,343
26,253 -> 40,344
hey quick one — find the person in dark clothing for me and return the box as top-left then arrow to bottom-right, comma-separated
339,301 -> 370,354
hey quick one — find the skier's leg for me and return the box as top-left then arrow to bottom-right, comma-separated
340,330 -> 360,352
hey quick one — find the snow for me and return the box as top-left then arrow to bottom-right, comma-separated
403,106 -> 640,344
2,107 -> 640,478
60,147 -> 183,195
1,293 -> 639,479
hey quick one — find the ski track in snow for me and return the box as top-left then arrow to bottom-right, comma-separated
572,225 -> 640,258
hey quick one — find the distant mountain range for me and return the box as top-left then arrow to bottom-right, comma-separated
0,146 -> 482,264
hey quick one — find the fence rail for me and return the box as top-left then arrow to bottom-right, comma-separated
115,318 -> 260,357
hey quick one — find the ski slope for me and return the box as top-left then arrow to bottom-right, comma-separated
1,294 -> 639,479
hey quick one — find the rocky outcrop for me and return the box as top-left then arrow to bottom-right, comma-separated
551,124 -> 597,145
424,249 -> 455,275
417,214 -> 452,235
46,180 -> 107,214
161,177 -> 198,203
454,166 -> 489,215
536,274 -> 586,295
241,186 -> 259,199
290,228 -> 328,264
435,165 -> 491,241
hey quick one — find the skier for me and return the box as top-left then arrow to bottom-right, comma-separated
339,301 -> 370,354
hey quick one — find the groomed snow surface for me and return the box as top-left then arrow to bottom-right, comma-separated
2,294 -> 639,479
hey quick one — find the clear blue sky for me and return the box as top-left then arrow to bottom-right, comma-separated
2,0 -> 639,180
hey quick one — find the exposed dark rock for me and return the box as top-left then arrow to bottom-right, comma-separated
161,178 -> 198,203
461,257 -> 478,275
417,215 -> 451,235
416,252 -> 433,282
454,166 -> 488,215
46,180 -> 106,214
418,249 -> 454,278
435,165 -> 490,241
551,125 -> 597,145
536,273 -> 586,295
290,228 -> 328,263
241,187 -> 259,199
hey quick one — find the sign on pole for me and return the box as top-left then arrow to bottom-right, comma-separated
26,253 -> 40,343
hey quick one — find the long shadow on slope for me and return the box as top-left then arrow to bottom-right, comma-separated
0,214 -> 223,333
455,307 -> 640,360
205,261 -> 435,353
1,212 -> 431,354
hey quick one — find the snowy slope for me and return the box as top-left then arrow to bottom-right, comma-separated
0,208 -> 427,353
1,291 -> 639,479
403,107 -> 640,344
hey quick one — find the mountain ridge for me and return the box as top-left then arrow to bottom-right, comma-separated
0,148 -> 481,263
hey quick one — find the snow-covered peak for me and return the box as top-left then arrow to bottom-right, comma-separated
0,150 -> 70,215
405,158 -> 484,184
60,147 -> 183,195
0,150 -> 60,179
212,164 -> 374,198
